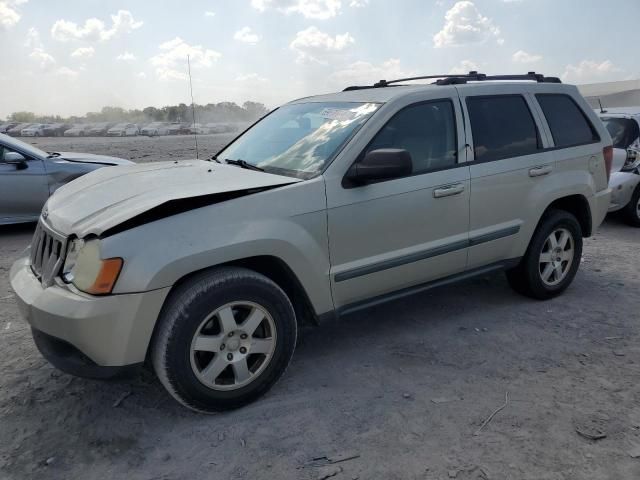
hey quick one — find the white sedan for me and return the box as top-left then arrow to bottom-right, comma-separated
107,123 -> 139,137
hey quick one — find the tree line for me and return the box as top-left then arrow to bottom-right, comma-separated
5,101 -> 269,125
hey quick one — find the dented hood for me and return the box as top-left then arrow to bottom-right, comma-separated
46,160 -> 300,236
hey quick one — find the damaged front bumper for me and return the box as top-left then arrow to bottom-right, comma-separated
10,254 -> 170,367
608,171 -> 640,212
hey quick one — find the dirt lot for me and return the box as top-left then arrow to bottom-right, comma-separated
1,137 -> 640,479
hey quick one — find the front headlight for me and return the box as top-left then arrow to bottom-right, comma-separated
62,239 -> 123,295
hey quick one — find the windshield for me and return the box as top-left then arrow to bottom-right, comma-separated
217,102 -> 380,178
0,133 -> 47,159
602,117 -> 640,149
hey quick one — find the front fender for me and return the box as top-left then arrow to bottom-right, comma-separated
608,171 -> 640,211
101,178 -> 334,315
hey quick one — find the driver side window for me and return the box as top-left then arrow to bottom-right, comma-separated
364,100 -> 458,176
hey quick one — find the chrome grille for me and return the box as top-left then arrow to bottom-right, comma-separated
30,221 -> 67,287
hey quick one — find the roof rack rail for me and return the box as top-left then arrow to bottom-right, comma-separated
343,71 -> 561,91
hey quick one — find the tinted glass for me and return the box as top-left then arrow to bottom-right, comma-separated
536,94 -> 599,147
467,95 -> 540,162
365,100 -> 457,174
601,117 -> 640,149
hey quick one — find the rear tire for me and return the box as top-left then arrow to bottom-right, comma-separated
622,185 -> 640,227
506,210 -> 583,300
151,267 -> 297,413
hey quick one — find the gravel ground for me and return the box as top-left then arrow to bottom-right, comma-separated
1,137 -> 640,479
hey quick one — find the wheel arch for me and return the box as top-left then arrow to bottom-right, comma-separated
160,255 -> 320,328
541,194 -> 593,237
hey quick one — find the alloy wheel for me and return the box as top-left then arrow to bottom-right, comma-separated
189,301 -> 277,391
539,227 -> 574,286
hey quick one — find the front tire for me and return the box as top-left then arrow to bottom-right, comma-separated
622,185 -> 640,227
506,210 -> 583,300
151,267 -> 297,413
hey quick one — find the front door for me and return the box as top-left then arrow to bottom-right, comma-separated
325,97 -> 470,309
0,146 -> 49,223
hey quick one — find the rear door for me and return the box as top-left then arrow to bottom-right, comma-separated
458,85 -> 555,269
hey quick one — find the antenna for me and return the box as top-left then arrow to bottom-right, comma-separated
598,98 -> 606,114
187,54 -> 199,160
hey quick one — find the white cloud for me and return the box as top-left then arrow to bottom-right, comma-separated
236,73 -> 268,83
562,60 -> 622,84
116,51 -> 136,62
24,26 -> 40,48
204,11 -> 216,17
71,46 -> 95,59
0,0 -> 27,29
150,37 -> 221,81
433,1 -> 502,48
290,26 -> 354,64
329,58 -> 410,86
251,0 -> 341,19
449,59 -> 479,74
29,47 -> 56,69
234,26 -> 260,44
136,72 -> 146,78
512,50 -> 542,64
55,66 -> 79,78
51,10 -> 143,42
349,0 -> 369,6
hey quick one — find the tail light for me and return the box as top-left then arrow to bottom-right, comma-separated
603,146 -> 613,182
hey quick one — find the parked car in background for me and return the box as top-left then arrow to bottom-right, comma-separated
6,123 -> 32,137
88,122 -> 115,136
189,123 -> 210,134
167,122 -> 191,135
21,124 -> 49,137
64,124 -> 93,137
0,123 -> 19,133
107,123 -> 139,137
597,107 -> 640,226
9,72 -> 612,413
140,122 -> 171,136
42,123 -> 72,137
0,133 -> 132,225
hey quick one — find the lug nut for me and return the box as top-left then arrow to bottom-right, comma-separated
228,332 -> 234,337
220,344 -> 225,351
240,334 -> 248,339
227,353 -> 233,361
240,347 -> 247,354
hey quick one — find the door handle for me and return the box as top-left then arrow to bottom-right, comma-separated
529,165 -> 552,177
433,183 -> 465,198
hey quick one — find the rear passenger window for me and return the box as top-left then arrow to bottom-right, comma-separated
467,95 -> 540,162
365,100 -> 457,175
536,94 -> 599,147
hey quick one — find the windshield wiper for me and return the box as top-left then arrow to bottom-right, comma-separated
225,159 -> 264,172
46,152 -> 61,158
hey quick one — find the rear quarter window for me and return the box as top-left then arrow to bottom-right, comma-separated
536,94 -> 599,148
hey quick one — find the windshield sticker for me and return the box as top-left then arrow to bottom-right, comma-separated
319,108 -> 357,122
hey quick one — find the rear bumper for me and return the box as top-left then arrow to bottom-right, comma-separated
10,254 -> 170,367
607,171 -> 640,212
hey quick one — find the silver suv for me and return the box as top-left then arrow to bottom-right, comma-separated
10,72 -> 612,412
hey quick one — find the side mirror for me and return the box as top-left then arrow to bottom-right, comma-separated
2,151 -> 27,169
344,149 -> 412,186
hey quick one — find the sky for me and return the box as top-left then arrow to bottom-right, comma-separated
0,0 -> 638,118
